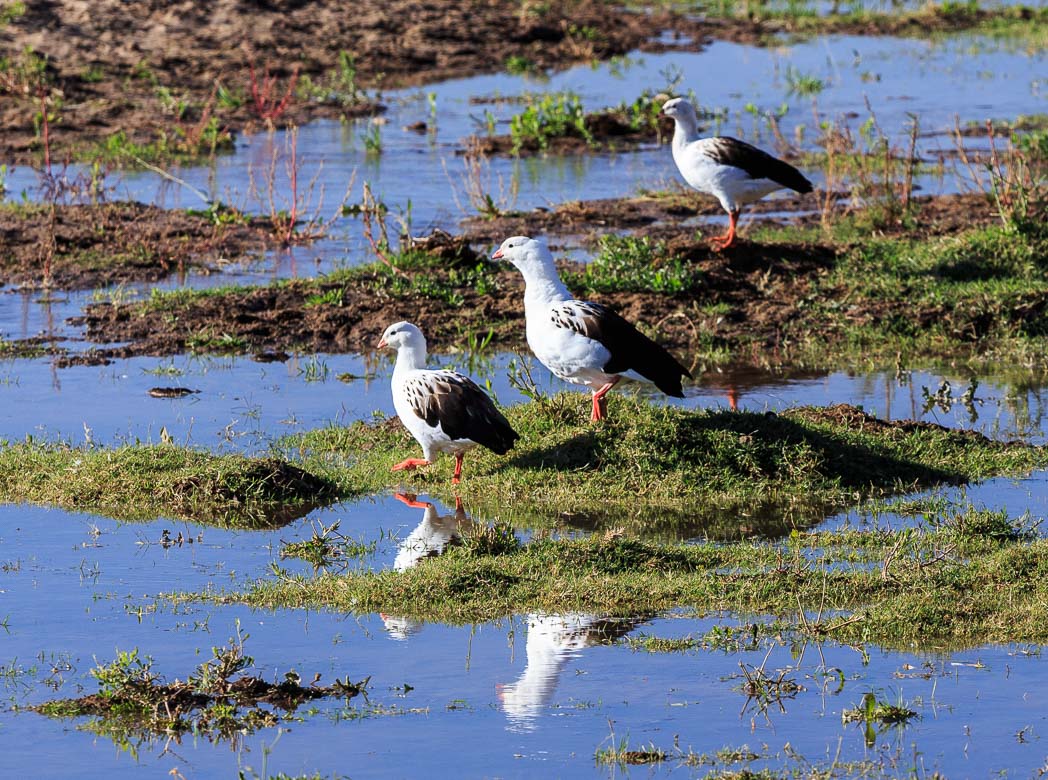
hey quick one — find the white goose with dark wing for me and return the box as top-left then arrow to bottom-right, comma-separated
378,321 -> 520,483
662,96 -> 812,250
491,237 -> 690,421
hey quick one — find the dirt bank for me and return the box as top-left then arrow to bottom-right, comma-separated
0,0 -> 708,164
0,201 -> 274,289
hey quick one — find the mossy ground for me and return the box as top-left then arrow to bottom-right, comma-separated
201,501 -> 1048,646
68,199 -> 1048,373
284,396 -> 1046,535
1,397 -> 1041,534
0,440 -> 335,526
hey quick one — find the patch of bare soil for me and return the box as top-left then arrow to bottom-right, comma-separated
696,5 -> 1035,45
461,190 -> 1000,245
0,201 -> 273,289
6,191 -> 1020,367
62,229 -> 837,366
466,112 -> 675,157
0,0 -> 711,163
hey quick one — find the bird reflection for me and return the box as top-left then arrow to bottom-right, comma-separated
391,492 -> 475,572
498,613 -> 640,732
380,492 -> 476,641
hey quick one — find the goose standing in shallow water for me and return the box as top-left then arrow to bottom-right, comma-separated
662,96 -> 812,250
377,321 -> 519,483
492,236 -> 690,421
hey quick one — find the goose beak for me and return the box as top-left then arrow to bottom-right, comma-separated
377,338 -> 388,349
491,248 -> 504,260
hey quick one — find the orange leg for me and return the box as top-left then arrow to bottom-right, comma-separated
452,454 -> 464,485
454,495 -> 464,512
394,492 -> 432,509
710,209 -> 740,250
590,378 -> 621,421
726,385 -> 739,411
391,457 -> 431,472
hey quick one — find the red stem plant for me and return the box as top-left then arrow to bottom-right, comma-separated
248,60 -> 300,128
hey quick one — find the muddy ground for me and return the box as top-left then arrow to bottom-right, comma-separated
48,190 -> 1022,369
0,0 -> 709,164
460,190 -> 998,244
0,201 -> 275,289
466,110 -> 675,157
0,1 -> 1035,164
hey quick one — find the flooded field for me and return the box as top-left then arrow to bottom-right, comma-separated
2,1 -> 1047,778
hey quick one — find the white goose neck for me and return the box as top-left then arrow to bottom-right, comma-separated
672,112 -> 702,150
518,258 -> 571,307
393,343 -> 427,375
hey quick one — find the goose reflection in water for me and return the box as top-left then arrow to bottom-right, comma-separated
498,613 -> 641,732
380,492 -> 476,641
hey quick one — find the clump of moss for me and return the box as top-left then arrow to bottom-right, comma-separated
287,397 -> 1046,537
208,512 -> 1048,646
0,439 -> 335,527
32,630 -> 368,743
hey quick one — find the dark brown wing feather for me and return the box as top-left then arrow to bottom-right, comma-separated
404,371 -> 520,454
706,136 -> 812,193
551,301 -> 691,397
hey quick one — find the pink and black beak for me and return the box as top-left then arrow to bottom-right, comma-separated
376,337 -> 388,349
491,247 -> 504,260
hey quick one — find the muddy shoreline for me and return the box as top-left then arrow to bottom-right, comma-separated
0,2 -> 1040,164
0,201 -> 277,289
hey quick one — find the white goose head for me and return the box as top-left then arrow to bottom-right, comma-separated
490,235 -> 552,271
377,321 -> 427,352
660,96 -> 698,121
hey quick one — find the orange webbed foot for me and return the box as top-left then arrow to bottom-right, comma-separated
391,458 -> 431,473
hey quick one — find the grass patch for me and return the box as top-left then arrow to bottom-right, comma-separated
746,217 -> 1048,368
563,234 -> 703,295
639,1 -> 1048,46
197,506 -> 1048,646
30,628 -> 368,744
96,204 -> 1048,371
2,396 -> 1041,535
285,396 -> 1046,536
0,439 -> 335,527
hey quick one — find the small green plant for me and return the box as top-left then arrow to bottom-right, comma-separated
216,81 -> 245,110
595,724 -> 667,767
80,64 -> 105,83
842,691 -> 919,746
566,235 -> 702,295
304,287 -> 345,308
361,121 -> 382,155
91,648 -> 159,703
185,329 -> 247,354
622,633 -> 698,653
504,55 -> 537,76
509,92 -> 592,153
280,519 -> 377,569
783,66 -> 826,98
0,1 -> 26,24
297,51 -> 364,107
302,355 -> 330,382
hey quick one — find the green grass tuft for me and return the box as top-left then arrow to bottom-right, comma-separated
0,440 -> 335,526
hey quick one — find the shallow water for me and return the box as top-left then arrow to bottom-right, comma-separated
2,30 -> 1041,287
1,18 -> 1047,779
1,500 -> 1046,779
0,348 -> 1045,451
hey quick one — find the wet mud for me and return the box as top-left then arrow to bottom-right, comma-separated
0,200 -> 274,289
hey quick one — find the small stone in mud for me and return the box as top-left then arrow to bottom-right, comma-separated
252,350 -> 291,363
148,387 -> 199,398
